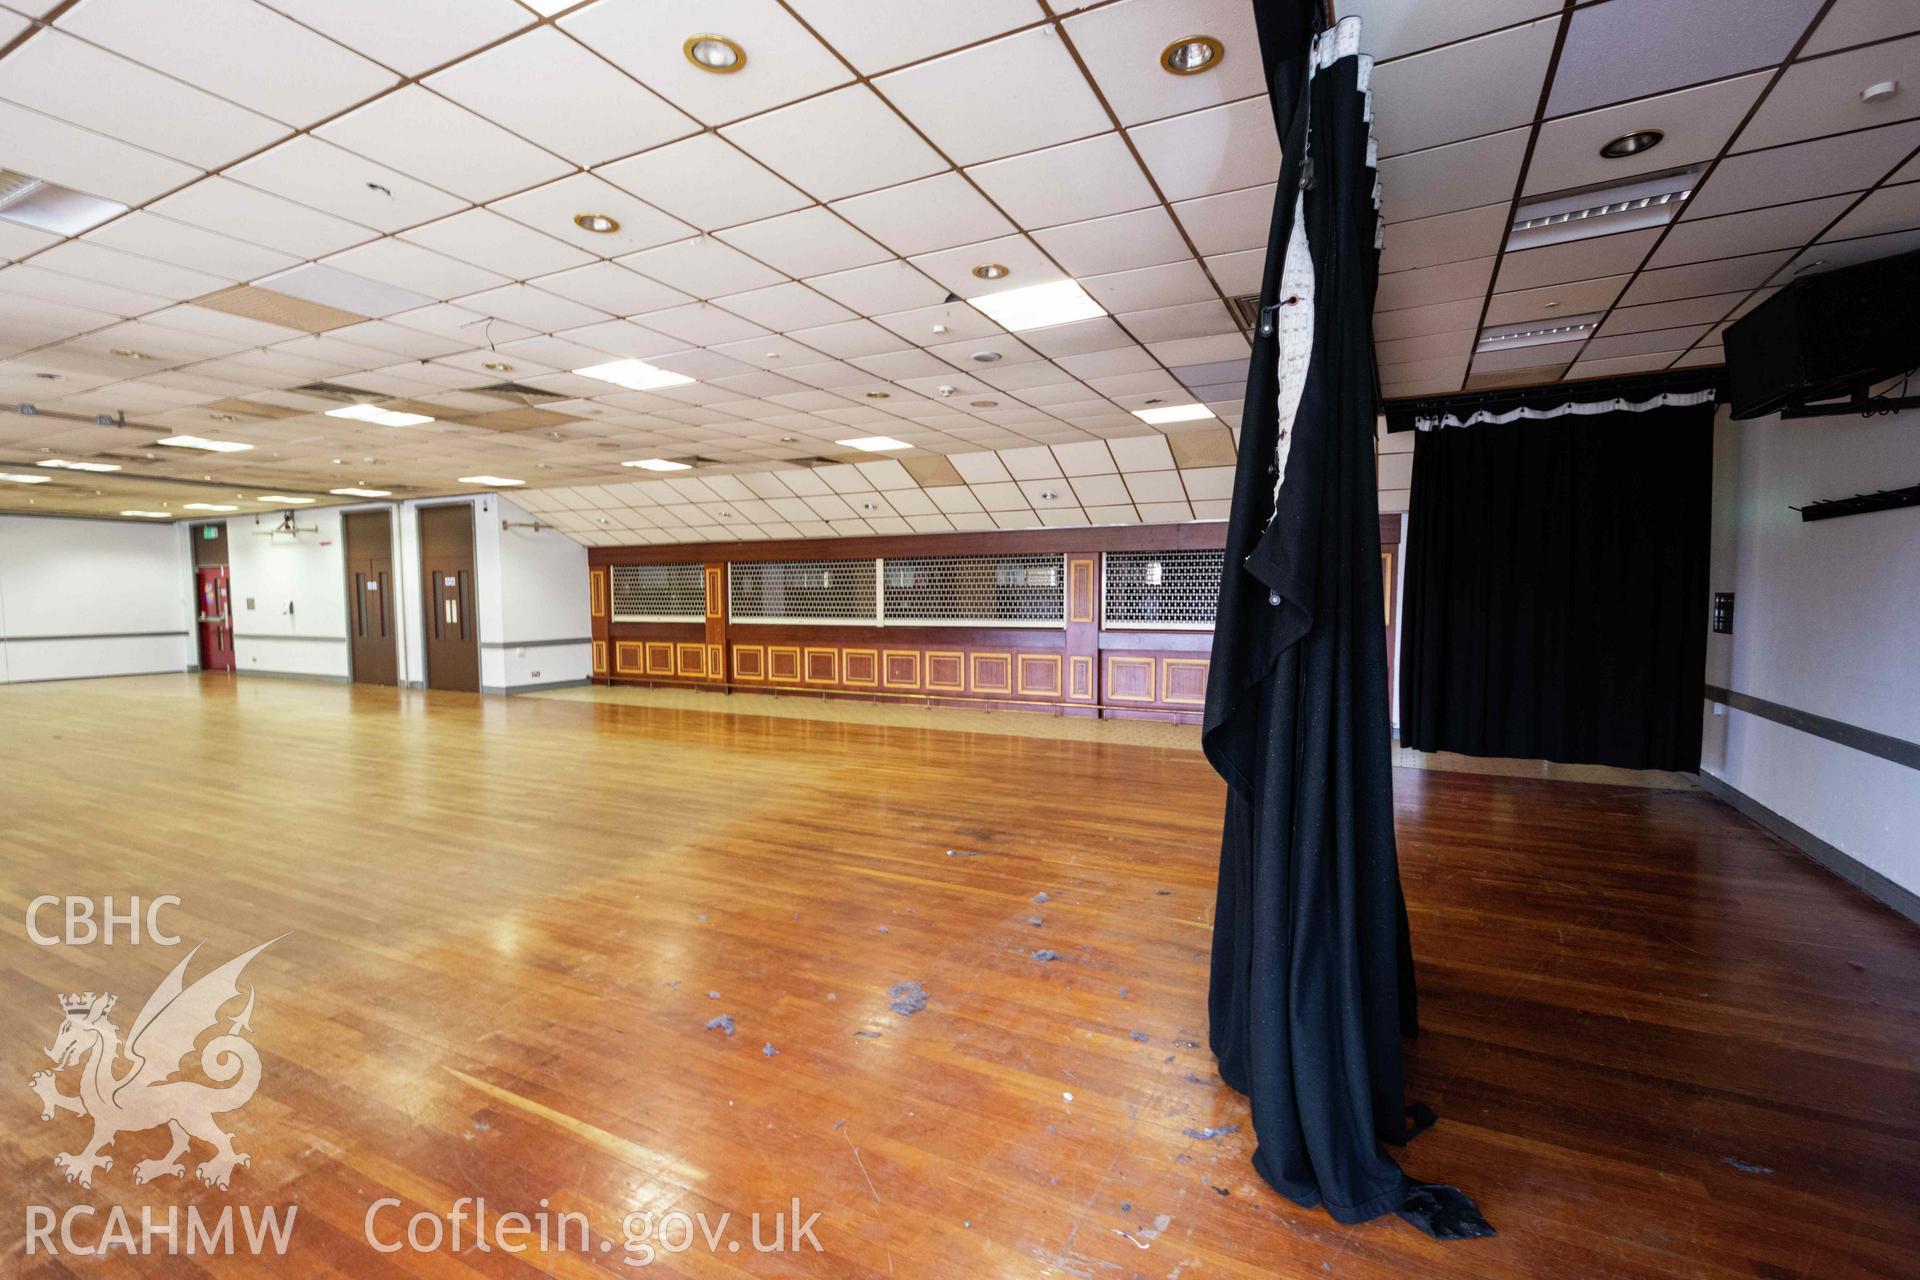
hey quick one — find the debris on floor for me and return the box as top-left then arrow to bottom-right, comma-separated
1183,1124 -> 1240,1140
1722,1156 -> 1774,1175
704,1015 -> 735,1036
946,848 -> 985,858
1033,949 -> 1061,962
876,925 -> 889,934
854,1030 -> 881,1039
762,1042 -> 780,1057
1129,1031 -> 1150,1042
1032,891 -> 1051,904
1028,916 -> 1045,926
708,990 -> 720,999
888,981 -> 928,1016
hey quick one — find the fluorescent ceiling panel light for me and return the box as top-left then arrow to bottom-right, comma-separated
623,458 -> 692,471
836,436 -> 912,452
0,169 -> 125,235
156,435 -> 253,453
0,472 -> 54,483
968,280 -> 1107,332
575,359 -> 696,391
458,475 -> 524,486
258,495 -> 315,504
37,459 -> 121,472
1131,404 -> 1216,425
183,503 -> 239,511
121,510 -> 172,518
1475,313 -> 1602,352
325,404 -> 436,427
1507,167 -> 1703,252
330,487 -> 391,498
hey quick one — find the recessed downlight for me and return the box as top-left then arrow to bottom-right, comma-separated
624,458 -> 693,472
573,212 -> 620,234
1161,35 -> 1223,75
864,390 -> 891,399
482,360 -> 513,373
971,263 -> 1010,281
110,348 -> 151,360
1600,130 -> 1664,159
970,399 -> 1000,408
156,435 -> 253,453
970,350 -> 1002,363
684,34 -> 745,73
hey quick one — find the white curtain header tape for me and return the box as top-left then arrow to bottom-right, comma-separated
1412,389 -> 1716,431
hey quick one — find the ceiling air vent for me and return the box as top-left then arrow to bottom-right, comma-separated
1226,295 -> 1262,334
470,381 -> 569,405
293,381 -> 385,403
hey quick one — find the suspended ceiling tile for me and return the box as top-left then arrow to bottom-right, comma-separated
1017,316 -> 1136,358
1375,328 -> 1476,367
1524,73 -> 1771,197
1580,323 -> 1711,362
1482,274 -> 1630,326
810,263 -> 952,317
1822,180 -> 1920,241
1803,223 -> 1920,268
1469,340 -> 1583,373
1739,34 -> 1920,151
149,177 -> 376,260
1034,206 -> 1192,277
0,99 -> 198,207
528,261 -> 691,317
596,135 -> 809,233
1374,296 -> 1485,342
84,213 -> 297,283
458,283 -> 610,333
317,87 -> 571,205
967,133 -> 1160,230
239,267 -> 421,322
1494,228 -> 1659,292
560,0 -> 851,127
718,207 -> 891,279
1652,194 -> 1857,268
877,27 -> 1110,166
1371,18 -> 1557,158
1170,183 -> 1276,258
1801,0 -> 1920,55
1379,128 -> 1528,224
1617,249 -> 1796,306
1566,349 -> 1691,379
425,27 -> 695,168
1379,202 -> 1510,275
59,0 -> 398,127
488,174 -> 694,256
1591,292 -> 1745,338
1061,0 -> 1265,127
1204,248 -> 1264,296
785,0 -> 1043,75
720,85 -> 947,202
909,234 -> 1065,299
227,137 -> 469,235
830,173 -> 1016,257
1374,256 -> 1496,310
321,239 -> 508,302
256,0 -> 532,77
1336,0 -> 1560,61
1127,96 -> 1283,203
400,208 -> 595,280
0,263 -> 165,319
712,282 -> 855,331
1546,0 -> 1823,116
1683,117 -> 1920,218
618,236 -> 785,298
1672,344 -> 1725,368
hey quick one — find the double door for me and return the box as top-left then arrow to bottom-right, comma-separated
419,504 -> 479,692
344,510 -> 398,685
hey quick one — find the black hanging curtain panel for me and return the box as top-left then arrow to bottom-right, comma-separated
1399,400 -> 1715,771
1201,0 -> 1491,1241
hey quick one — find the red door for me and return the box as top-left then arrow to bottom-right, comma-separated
196,566 -> 235,672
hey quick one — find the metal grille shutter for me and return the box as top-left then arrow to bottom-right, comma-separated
729,559 -> 879,623
610,563 -> 707,622
1101,550 -> 1223,629
882,553 -> 1066,626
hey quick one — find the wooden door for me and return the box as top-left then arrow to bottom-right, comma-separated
419,504 -> 479,692
343,510 -> 398,686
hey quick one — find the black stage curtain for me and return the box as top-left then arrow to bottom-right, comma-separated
1399,402 -> 1714,771
1201,0 -> 1490,1241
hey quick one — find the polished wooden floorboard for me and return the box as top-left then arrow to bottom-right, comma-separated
2,674 -> 1915,1278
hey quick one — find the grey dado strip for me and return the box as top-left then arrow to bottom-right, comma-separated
481,637 -> 592,650
1697,772 -> 1920,927
235,670 -> 351,684
232,633 -> 349,643
484,678 -> 593,695
2,630 -> 189,642
1705,685 -> 1920,772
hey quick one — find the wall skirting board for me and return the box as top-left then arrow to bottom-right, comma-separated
1704,685 -> 1920,772
235,669 -> 352,684
485,677 -> 593,695
482,637 -> 592,650
1696,771 -> 1920,926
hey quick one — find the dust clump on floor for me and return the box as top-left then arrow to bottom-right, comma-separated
888,981 -> 928,1016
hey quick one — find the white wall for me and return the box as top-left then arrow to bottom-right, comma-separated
0,515 -> 194,683
479,493 -> 591,693
1701,404 -> 1920,899
226,508 -> 352,679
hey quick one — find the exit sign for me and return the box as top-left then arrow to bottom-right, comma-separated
201,526 -> 220,540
